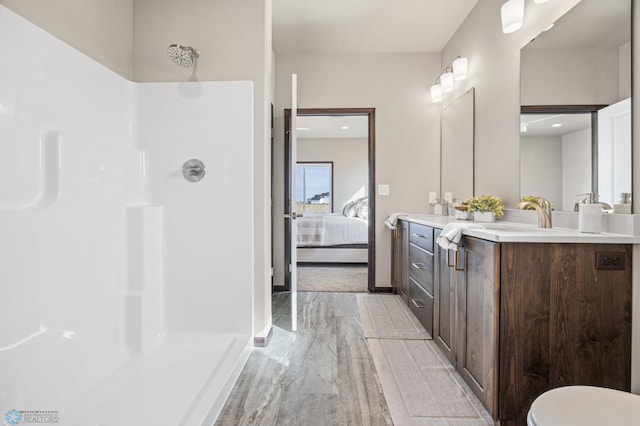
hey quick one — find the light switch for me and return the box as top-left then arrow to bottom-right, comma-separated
378,184 -> 390,196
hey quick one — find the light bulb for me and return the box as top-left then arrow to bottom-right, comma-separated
440,72 -> 454,92
501,0 -> 525,34
452,57 -> 468,81
430,84 -> 443,103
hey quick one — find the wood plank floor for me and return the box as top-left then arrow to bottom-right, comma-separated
216,292 -> 392,426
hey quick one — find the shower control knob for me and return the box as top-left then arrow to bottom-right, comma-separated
182,159 -> 205,182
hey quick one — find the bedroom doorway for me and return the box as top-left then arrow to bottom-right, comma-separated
283,108 -> 376,293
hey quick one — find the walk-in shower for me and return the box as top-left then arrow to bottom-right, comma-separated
0,6 -> 253,425
167,44 -> 200,68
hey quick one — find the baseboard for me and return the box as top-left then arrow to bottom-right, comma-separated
253,326 -> 273,348
373,286 -> 394,293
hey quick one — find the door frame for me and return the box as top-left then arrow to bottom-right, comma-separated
283,107 -> 377,292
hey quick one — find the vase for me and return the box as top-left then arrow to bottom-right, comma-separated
473,211 -> 496,223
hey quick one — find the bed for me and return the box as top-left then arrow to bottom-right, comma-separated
296,198 -> 369,263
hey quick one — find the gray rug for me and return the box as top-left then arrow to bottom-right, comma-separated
297,266 -> 368,292
356,294 -> 431,340
368,338 -> 493,425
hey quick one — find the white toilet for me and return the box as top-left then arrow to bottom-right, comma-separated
527,386 -> 640,426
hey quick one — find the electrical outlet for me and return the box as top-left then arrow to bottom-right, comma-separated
444,192 -> 453,203
428,192 -> 437,203
595,252 -> 626,270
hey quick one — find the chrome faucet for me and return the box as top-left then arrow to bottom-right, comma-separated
430,198 -> 449,216
516,197 -> 552,228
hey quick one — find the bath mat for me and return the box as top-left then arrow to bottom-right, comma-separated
297,266 -> 367,292
367,338 -> 493,425
356,294 -> 431,339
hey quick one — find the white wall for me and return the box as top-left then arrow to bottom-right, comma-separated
298,137 -> 368,211
521,47 -> 621,105
441,0 -> 581,207
274,52 -> 442,288
562,128 -> 592,211
0,0 -> 133,79
520,135 -> 563,209
132,0 -> 273,340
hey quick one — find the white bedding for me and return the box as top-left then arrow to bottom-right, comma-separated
296,213 -> 368,247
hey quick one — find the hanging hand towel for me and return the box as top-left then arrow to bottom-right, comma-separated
384,213 -> 407,230
436,222 -> 484,251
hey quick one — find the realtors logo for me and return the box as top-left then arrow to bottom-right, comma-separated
4,409 -> 60,425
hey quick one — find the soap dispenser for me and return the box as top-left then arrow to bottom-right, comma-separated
613,193 -> 632,214
578,193 -> 603,233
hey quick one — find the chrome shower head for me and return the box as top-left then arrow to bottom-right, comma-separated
167,44 -> 200,68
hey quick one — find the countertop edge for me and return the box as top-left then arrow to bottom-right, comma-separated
399,214 -> 640,244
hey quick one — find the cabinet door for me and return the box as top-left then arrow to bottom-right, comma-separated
433,242 -> 456,365
458,237 -> 499,418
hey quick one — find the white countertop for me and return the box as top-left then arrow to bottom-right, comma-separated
400,214 -> 640,244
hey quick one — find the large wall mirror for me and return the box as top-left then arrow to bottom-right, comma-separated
520,0 -> 631,212
441,88 -> 474,203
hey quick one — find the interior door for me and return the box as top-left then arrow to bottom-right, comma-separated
286,74 -> 298,331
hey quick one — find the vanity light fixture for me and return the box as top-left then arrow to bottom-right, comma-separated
501,0 -> 525,34
430,56 -> 468,102
452,57 -> 468,81
440,71 -> 454,92
430,83 -> 443,103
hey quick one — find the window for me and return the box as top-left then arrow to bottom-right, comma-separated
296,162 -> 333,213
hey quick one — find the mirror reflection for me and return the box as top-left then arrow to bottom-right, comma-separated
520,0 -> 631,211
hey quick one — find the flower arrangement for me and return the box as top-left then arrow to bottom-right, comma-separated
464,194 -> 505,219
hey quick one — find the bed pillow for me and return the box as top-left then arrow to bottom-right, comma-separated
356,198 -> 369,220
342,201 -> 358,217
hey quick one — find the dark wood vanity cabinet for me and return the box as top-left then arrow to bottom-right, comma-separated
434,236 -> 499,417
407,222 -> 435,336
391,219 -> 409,303
434,238 -> 632,425
498,243 -> 632,425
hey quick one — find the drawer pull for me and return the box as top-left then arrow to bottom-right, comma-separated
454,250 -> 464,271
447,249 -> 464,270
411,262 -> 429,270
411,298 -> 425,309
412,233 -> 429,239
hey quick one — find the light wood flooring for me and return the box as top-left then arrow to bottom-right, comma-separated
216,291 -> 492,425
216,292 -> 392,425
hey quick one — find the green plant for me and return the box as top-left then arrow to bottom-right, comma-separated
519,195 -> 554,211
465,194 -> 505,219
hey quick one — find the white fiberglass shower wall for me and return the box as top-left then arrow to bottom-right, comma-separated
0,6 -> 253,425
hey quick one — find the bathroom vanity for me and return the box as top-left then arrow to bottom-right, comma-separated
391,216 -> 636,425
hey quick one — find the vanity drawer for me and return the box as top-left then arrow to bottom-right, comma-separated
409,243 -> 434,294
410,223 -> 434,252
409,276 -> 434,336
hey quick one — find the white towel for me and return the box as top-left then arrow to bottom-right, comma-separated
436,222 -> 484,251
384,213 -> 407,230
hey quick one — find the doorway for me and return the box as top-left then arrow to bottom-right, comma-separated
283,108 -> 376,292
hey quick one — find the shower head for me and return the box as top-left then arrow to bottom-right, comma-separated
167,44 -> 200,68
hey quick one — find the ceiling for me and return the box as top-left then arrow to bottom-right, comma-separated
520,113 -> 591,137
297,115 -> 368,139
525,0 -> 630,50
272,0 -> 479,54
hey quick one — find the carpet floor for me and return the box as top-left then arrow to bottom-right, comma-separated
297,265 -> 368,292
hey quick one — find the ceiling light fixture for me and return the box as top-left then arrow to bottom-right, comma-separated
551,123 -> 563,128
534,0 -> 550,4
501,0 -> 525,34
341,126 -> 349,130
430,56 -> 468,102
